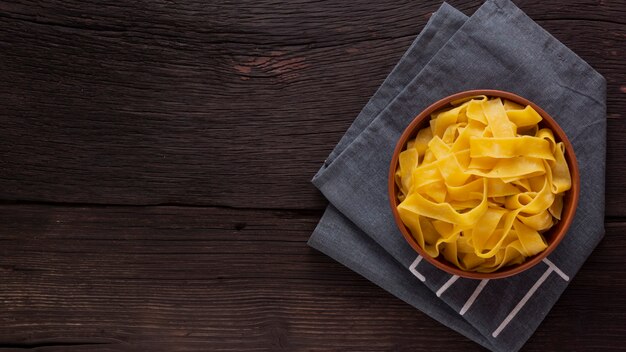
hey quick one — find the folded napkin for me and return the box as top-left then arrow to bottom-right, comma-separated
308,1 -> 606,351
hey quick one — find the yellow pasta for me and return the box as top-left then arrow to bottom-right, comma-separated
396,97 -> 571,272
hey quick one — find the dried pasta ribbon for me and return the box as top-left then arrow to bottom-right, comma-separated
396,97 -> 571,272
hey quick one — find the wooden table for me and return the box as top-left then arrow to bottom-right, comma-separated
1,1 -> 624,350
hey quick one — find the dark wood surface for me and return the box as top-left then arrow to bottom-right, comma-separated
0,0 -> 624,351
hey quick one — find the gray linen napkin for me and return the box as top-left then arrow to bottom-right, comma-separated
308,1 -> 606,351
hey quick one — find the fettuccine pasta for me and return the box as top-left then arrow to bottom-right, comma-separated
395,96 -> 571,272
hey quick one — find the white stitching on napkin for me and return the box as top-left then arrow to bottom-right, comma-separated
492,267 -> 553,338
543,258 -> 569,281
460,279 -> 489,316
409,256 -> 426,282
409,254 -> 570,336
492,259 -> 569,338
436,275 -> 459,297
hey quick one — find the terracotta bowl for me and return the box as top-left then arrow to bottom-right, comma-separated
388,90 -> 580,279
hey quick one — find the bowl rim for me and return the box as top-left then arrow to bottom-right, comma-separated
388,89 -> 580,280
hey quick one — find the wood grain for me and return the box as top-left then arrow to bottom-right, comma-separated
0,0 -> 624,213
0,205 -> 624,351
1,1 -> 625,351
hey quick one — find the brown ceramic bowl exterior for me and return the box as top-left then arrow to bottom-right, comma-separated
388,90 -> 580,280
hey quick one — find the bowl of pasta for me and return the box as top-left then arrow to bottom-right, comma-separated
389,90 -> 579,279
